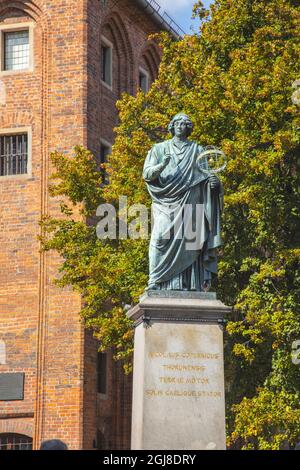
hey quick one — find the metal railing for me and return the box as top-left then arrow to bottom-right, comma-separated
144,0 -> 186,37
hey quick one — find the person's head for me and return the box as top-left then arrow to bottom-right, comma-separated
40,439 -> 68,450
168,113 -> 194,139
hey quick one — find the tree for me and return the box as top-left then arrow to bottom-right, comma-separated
41,0 -> 300,449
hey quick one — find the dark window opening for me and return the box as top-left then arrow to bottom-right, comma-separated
100,143 -> 111,164
101,44 -> 112,87
97,352 -> 107,395
97,429 -> 106,450
99,143 -> 111,184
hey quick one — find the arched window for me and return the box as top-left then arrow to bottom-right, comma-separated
138,44 -> 160,94
101,14 -> 133,96
0,433 -> 32,450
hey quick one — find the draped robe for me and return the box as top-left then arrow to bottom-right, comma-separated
143,138 -> 223,290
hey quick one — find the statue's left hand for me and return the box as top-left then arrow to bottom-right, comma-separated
209,175 -> 220,190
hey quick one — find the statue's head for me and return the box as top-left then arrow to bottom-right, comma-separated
168,113 -> 194,138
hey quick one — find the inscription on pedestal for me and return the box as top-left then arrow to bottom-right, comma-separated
145,351 -> 222,399
132,321 -> 226,450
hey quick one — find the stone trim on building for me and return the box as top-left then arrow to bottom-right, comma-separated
0,21 -> 35,75
0,418 -> 33,438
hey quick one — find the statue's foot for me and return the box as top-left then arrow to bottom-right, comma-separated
147,283 -> 159,291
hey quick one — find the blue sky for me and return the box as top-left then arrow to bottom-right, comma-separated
158,0 -> 212,34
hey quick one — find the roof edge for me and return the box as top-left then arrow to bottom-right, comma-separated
134,0 -> 185,39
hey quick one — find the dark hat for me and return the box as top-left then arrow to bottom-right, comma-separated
40,439 -> 68,450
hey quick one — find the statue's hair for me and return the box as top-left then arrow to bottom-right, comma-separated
168,113 -> 194,137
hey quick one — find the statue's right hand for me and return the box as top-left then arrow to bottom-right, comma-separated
161,152 -> 171,168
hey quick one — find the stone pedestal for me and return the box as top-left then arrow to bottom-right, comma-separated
127,291 -> 231,450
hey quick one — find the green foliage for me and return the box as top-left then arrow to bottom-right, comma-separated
229,388 -> 300,450
41,0 -> 300,448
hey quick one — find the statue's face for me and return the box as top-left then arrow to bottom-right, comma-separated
173,119 -> 189,138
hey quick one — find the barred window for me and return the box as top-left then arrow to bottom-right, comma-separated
4,30 -> 30,71
0,134 -> 28,176
0,433 -> 32,450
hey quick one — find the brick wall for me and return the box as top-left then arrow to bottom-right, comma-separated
37,0 -> 87,449
0,4 -> 44,447
0,0 -> 162,450
87,0 -> 160,156
86,0 -> 161,450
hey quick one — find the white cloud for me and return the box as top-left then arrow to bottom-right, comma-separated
158,0 -> 195,14
156,0 -> 212,33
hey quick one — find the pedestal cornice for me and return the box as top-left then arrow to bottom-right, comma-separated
127,291 -> 232,327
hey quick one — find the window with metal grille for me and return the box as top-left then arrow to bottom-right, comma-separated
0,433 -> 32,450
0,134 -> 28,176
4,30 -> 30,71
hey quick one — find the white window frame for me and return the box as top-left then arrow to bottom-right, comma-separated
0,340 -> 6,365
0,127 -> 32,179
139,67 -> 150,93
0,22 -> 34,75
101,35 -> 113,90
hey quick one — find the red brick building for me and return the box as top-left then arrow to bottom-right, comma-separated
0,0 -> 182,450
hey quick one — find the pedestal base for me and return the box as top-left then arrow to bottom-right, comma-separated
127,291 -> 231,450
